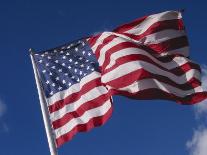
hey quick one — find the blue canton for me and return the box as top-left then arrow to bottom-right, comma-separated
33,39 -> 100,98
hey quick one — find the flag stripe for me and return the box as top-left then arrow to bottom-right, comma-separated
110,88 -> 207,104
147,36 -> 188,53
48,77 -> 102,113
104,68 -> 200,90
104,54 -> 200,76
55,106 -> 113,147
116,19 -> 184,41
52,93 -> 110,129
54,99 -> 112,139
101,60 -> 200,85
50,86 -> 109,122
97,36 -> 188,68
104,47 -> 194,71
115,11 -> 181,34
47,71 -> 101,106
108,79 -> 203,98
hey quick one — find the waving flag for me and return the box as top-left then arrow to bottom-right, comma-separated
30,10 -> 207,152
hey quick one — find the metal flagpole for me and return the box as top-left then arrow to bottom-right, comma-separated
29,48 -> 58,155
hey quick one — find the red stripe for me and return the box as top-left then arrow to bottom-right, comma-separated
48,78 -> 102,113
148,36 -> 188,53
109,89 -> 207,105
52,93 -> 111,129
113,15 -> 147,33
105,68 -> 201,90
89,19 -> 184,61
100,41 -> 189,71
56,106 -> 113,147
118,19 -> 184,41
87,34 -> 102,48
91,35 -> 117,59
103,54 -> 200,76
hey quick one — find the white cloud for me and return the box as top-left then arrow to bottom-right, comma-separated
187,127 -> 207,155
187,65 -> 207,155
193,65 -> 207,117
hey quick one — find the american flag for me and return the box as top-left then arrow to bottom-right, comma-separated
31,10 -> 207,148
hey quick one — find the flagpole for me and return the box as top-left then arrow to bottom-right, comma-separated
29,48 -> 58,155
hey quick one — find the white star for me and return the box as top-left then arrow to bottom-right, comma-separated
69,59 -> 73,62
46,80 -> 50,84
67,45 -> 71,49
77,78 -> 80,82
50,91 -> 53,95
74,61 -> 78,65
74,69 -> 77,73
82,51 -> 85,55
60,50 -> 64,54
86,60 -> 89,62
68,82 -> 71,86
75,47 -> 78,51
91,68 -> 95,71
48,56 -> 51,59
84,73 -> 87,76
62,80 -> 66,84
54,50 -> 58,53
55,60 -> 59,63
46,63 -> 49,66
79,71 -> 83,75
88,53 -> 91,56
62,63 -> 65,66
51,66 -> 56,69
87,66 -> 90,70
58,86 -> 62,90
39,60 -> 43,63
55,77 -> 59,81
62,56 -> 66,59
80,64 -> 84,68
42,70 -> 46,73
68,66 -> 72,69
41,54 -> 45,57
58,69 -> 62,72
52,83 -> 55,87
66,52 -> 70,55
71,76 -> 75,79
82,42 -> 85,46
79,57 -> 83,60
49,72 -> 53,75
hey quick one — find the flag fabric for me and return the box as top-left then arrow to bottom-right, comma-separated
88,10 -> 207,103
33,41 -> 113,147
32,10 -> 207,148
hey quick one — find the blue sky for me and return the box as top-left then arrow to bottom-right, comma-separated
0,0 -> 207,155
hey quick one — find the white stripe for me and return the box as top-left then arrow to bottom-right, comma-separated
54,99 -> 112,139
91,32 -> 112,52
162,46 -> 189,57
105,47 -> 190,70
46,72 -> 101,106
107,78 -> 203,98
97,36 -> 127,66
50,86 -> 109,122
97,31 -> 187,66
101,60 -> 200,84
91,11 -> 181,52
139,30 -> 186,45
125,11 -> 181,34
